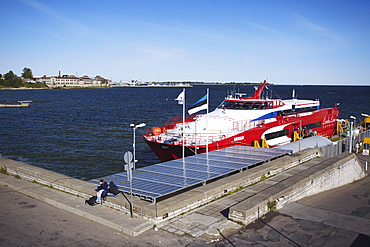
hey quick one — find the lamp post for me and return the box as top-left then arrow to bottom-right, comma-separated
298,120 -> 302,152
130,123 -> 146,170
361,113 -> 369,170
349,116 -> 356,153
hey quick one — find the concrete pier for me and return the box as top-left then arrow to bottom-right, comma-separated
0,148 -> 321,222
228,152 -> 366,225
0,148 -> 368,239
0,101 -> 30,107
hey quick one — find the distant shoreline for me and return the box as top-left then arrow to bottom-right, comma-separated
0,86 -> 111,90
1,84 -> 368,91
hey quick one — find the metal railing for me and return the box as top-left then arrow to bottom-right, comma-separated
319,129 -> 370,158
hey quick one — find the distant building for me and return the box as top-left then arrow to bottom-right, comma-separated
35,73 -> 111,87
21,78 -> 37,83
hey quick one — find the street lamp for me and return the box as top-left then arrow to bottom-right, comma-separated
349,116 -> 356,153
361,113 -> 369,170
130,123 -> 146,169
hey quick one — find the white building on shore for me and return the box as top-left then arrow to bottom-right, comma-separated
35,73 -> 111,88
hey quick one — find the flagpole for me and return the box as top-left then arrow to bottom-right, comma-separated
206,88 -> 209,160
182,88 -> 185,177
175,89 -> 186,178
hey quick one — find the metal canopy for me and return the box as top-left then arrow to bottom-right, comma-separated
274,136 -> 333,153
91,146 -> 291,203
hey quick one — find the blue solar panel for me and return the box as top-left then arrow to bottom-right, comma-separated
90,146 -> 291,203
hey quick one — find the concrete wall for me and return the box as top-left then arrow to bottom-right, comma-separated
152,148 -> 321,222
228,152 -> 367,225
2,149 -> 365,224
0,149 -> 321,222
0,157 -> 133,215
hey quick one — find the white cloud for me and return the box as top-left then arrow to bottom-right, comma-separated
296,15 -> 344,42
20,0 -> 96,39
246,22 -> 282,34
140,47 -> 186,61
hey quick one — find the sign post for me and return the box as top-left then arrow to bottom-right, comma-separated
363,149 -> 369,171
124,151 -> 134,217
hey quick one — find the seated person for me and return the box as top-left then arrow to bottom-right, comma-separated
95,179 -> 108,203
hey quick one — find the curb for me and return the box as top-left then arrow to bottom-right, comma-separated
0,174 -> 153,236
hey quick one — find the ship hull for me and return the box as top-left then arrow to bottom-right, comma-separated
144,107 -> 339,162
144,139 -> 232,162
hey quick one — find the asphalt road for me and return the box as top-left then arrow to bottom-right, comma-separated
0,183 -> 207,247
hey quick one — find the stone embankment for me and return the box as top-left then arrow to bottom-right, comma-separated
0,148 -> 367,238
228,152 -> 366,225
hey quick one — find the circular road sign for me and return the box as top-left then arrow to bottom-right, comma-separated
124,151 -> 133,164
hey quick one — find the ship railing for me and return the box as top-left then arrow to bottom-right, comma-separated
146,130 -> 237,146
232,119 -> 265,131
181,131 -> 237,146
318,129 -> 370,158
164,114 -> 204,129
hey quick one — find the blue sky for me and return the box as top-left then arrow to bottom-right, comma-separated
1,0 -> 369,85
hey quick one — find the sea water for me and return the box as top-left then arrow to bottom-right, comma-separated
1,85 -> 369,180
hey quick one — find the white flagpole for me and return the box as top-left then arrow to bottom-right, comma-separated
206,88 -> 209,160
206,88 -> 210,176
182,88 -> 185,175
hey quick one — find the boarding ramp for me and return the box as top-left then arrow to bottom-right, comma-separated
92,146 -> 291,203
282,130 -> 370,158
275,136 -> 332,154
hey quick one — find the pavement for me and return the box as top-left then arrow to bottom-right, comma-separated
0,172 -> 154,237
1,153 -> 369,246
0,175 -> 204,247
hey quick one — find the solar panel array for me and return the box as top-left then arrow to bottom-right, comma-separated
91,146 -> 291,203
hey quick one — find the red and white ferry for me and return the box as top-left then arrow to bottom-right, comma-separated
143,81 -> 340,162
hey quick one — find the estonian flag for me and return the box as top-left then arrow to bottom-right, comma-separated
188,94 -> 208,115
175,90 -> 184,105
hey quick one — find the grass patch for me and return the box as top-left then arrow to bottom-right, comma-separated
267,201 -> 277,212
227,190 -> 235,195
330,136 -> 341,142
0,167 -> 9,175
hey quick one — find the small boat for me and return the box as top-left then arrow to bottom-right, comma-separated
0,101 -> 31,108
143,81 -> 340,162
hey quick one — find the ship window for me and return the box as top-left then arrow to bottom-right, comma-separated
241,103 -> 253,109
233,102 -> 244,109
252,103 -> 262,109
302,122 -> 322,130
278,106 -> 319,116
218,101 -> 271,110
260,102 -> 269,109
221,101 -> 235,109
279,109 -> 295,115
265,129 -> 289,140
295,106 -> 317,113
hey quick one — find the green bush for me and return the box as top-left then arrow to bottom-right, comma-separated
0,167 -> 9,175
267,201 -> 277,212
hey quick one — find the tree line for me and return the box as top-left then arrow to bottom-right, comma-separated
0,68 -> 47,88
